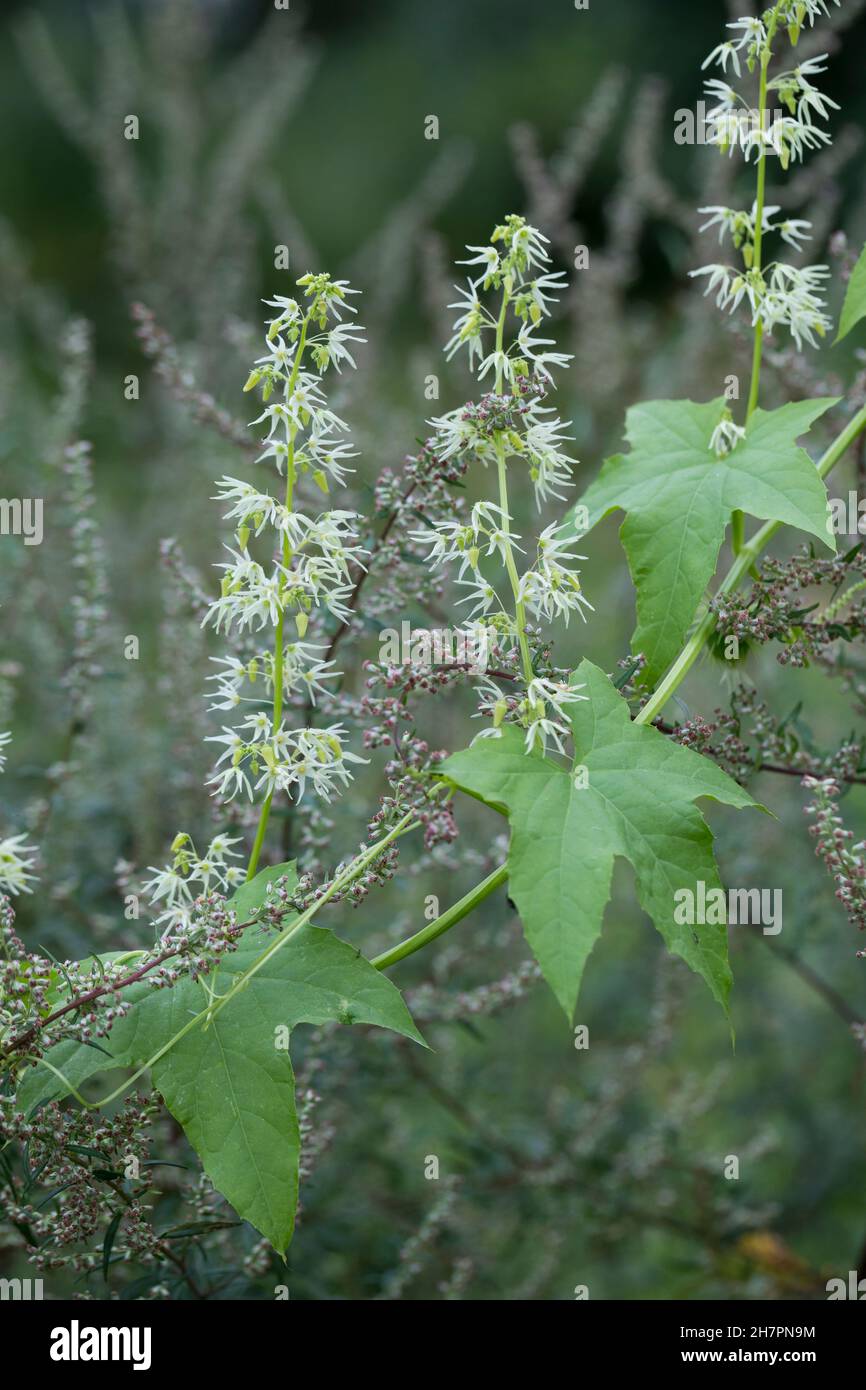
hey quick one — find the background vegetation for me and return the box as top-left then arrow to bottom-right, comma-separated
1,0 -> 866,1299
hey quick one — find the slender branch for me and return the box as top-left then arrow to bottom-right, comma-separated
652,722 -> 866,786
749,923 -> 863,1028
1,922 -> 257,1064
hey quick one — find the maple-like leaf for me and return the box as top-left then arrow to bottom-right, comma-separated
570,397 -> 837,683
440,661 -> 760,1022
17,863 -> 424,1255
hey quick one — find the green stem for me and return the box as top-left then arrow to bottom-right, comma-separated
492,287 -> 533,684
733,34 -> 774,555
496,438 -> 534,684
745,51 -> 770,427
637,399 -> 866,727
373,864 -> 508,970
246,312 -> 311,880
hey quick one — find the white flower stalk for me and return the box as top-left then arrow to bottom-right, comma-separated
142,832 -> 244,932
202,274 -> 368,876
0,733 -> 38,896
693,1 -> 840,370
420,215 -> 590,756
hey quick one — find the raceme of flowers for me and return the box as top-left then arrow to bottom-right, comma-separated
141,831 -> 245,931
203,273 -> 367,807
691,0 -> 840,357
410,215 -> 593,756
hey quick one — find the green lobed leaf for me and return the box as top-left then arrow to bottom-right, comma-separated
569,397 -> 837,684
836,242 -> 866,343
17,879 -> 424,1255
440,660 -> 760,1023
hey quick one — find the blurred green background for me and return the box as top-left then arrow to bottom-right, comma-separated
1,0 -> 866,1300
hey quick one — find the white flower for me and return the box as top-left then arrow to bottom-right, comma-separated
777,218 -> 812,251
703,78 -> 742,128
477,348 -> 514,385
458,245 -> 500,281
523,715 -> 570,757
504,220 -> 551,271
320,321 -> 366,372
794,75 -> 840,125
698,202 -> 777,247
240,711 -> 273,742
523,410 -> 577,504
515,323 -> 573,382
213,478 -> 279,534
444,281 -> 490,367
454,574 -> 504,618
206,834 -> 243,860
305,436 -> 358,487
408,520 -> 479,576
517,556 -> 592,628
0,834 -> 38,895
526,271 -> 569,316
709,416 -> 746,458
702,41 -> 741,76
689,263 -> 736,309
725,17 -> 767,52
526,676 -> 587,718
0,734 -> 39,894
141,864 -> 193,907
